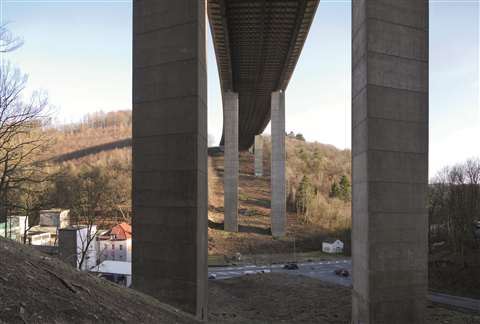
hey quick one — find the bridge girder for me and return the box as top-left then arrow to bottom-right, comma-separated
208,0 -> 319,150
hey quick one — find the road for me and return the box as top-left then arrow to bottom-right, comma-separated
209,259 -> 352,287
209,259 -> 480,313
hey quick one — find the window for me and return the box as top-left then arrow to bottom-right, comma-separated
112,244 -> 114,250
119,245 -> 123,251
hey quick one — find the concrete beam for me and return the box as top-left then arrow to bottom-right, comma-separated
132,1 -> 208,320
352,1 -> 429,323
223,91 -> 239,232
254,135 -> 263,177
271,90 -> 286,237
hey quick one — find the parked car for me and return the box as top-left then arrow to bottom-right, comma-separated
283,262 -> 299,270
334,268 -> 349,277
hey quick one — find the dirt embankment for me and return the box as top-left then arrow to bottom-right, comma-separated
208,273 -> 480,324
0,237 -> 195,324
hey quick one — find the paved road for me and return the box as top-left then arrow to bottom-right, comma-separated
209,259 -> 352,287
429,292 -> 480,313
209,260 -> 480,313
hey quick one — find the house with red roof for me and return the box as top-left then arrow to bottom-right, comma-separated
97,222 -> 132,263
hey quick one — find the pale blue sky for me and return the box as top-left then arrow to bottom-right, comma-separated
1,0 -> 479,177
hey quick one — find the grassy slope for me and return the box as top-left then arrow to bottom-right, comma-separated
41,125 -> 131,161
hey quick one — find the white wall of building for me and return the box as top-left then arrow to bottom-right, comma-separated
322,240 -> 344,254
29,232 -> 51,246
76,226 -> 98,271
98,238 -> 132,263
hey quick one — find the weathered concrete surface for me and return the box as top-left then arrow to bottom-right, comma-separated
352,1 -> 429,323
271,91 -> 286,237
132,1 -> 208,320
223,91 -> 239,232
254,135 -> 263,177
58,228 -> 77,268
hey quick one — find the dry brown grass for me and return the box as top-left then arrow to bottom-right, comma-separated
42,125 -> 131,161
207,135 -> 352,258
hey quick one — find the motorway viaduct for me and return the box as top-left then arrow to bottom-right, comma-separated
132,1 -> 429,323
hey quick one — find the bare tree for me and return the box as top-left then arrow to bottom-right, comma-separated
67,164 -> 117,269
429,158 -> 480,263
0,27 -> 50,232
0,25 -> 23,53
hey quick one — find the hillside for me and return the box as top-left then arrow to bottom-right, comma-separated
0,237 -> 195,324
42,112 -> 352,257
207,143 -> 350,257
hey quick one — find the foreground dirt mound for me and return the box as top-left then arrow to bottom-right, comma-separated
208,273 -> 480,324
0,238 -> 193,324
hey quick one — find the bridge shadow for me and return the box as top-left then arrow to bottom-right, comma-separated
239,224 -> 271,235
208,148 -> 272,236
208,219 -> 272,236
49,138 -> 132,163
241,197 -> 270,209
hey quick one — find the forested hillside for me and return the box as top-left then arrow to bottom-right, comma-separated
15,111 -> 352,255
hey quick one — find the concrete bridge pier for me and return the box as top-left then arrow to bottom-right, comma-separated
352,1 -> 429,323
132,0 -> 208,320
254,135 -> 263,177
223,91 -> 239,232
271,90 -> 286,237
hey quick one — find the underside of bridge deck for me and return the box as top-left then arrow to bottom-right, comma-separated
208,0 -> 319,150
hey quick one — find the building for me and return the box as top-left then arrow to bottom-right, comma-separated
27,209 -> 71,246
27,230 -> 52,246
322,239 -> 344,254
97,222 -> 132,263
0,216 -> 28,242
90,260 -> 132,287
58,225 -> 97,271
39,209 -> 70,228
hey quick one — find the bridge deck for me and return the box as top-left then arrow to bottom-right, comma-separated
208,0 -> 319,149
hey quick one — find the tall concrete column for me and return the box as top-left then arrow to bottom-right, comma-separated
254,135 -> 263,177
132,1 -> 208,321
352,1 -> 428,323
223,91 -> 239,232
271,90 -> 286,237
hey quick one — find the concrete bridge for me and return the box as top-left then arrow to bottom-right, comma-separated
132,1 -> 429,323
209,0 -> 319,237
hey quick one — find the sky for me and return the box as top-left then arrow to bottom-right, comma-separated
1,0 -> 479,177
